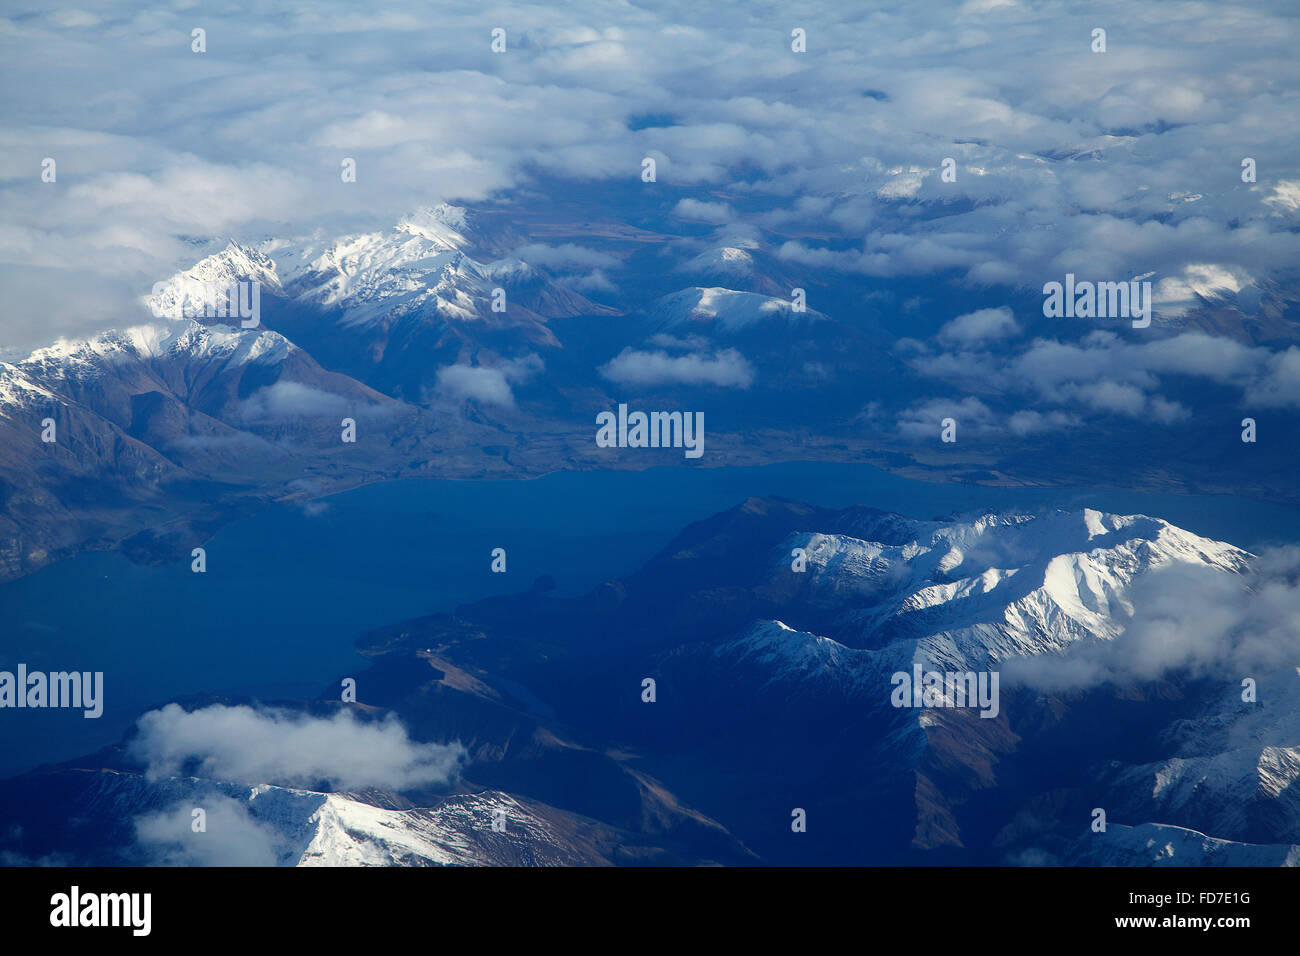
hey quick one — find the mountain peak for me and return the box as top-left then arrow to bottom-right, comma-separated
396,204 -> 472,247
651,286 -> 825,332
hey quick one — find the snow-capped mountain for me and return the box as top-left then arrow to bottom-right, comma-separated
148,205 -> 615,399
336,496 -> 1292,866
266,206 -> 563,336
0,315 -> 422,581
700,505 -> 1293,864
0,203 -> 639,579
3,318 -> 394,471
649,286 -> 826,334
753,508 -> 1250,673
1070,822 -> 1300,866
0,496 -> 1292,866
21,320 -> 299,405
623,284 -> 872,402
0,768 -> 615,866
274,788 -> 605,866
146,244 -> 282,320
679,245 -> 757,282
1096,668 -> 1300,847
649,505 -> 1294,863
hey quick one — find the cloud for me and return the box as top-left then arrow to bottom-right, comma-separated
130,703 -> 466,791
672,198 -> 735,224
897,395 -> 993,439
435,365 -> 515,407
936,306 -> 1020,346
1004,548 -> 1300,691
909,330 -> 1300,422
1153,264 -> 1250,316
1245,347 -> 1300,408
1263,180 -> 1300,214
599,346 -> 755,388
1006,408 -> 1081,435
135,794 -> 280,866
434,354 -> 542,408
561,268 -> 617,292
896,394 -> 1080,438
238,382 -> 353,421
512,242 -> 620,271
1061,380 -> 1186,422
1,0 -> 1299,371
0,2 -> 1291,331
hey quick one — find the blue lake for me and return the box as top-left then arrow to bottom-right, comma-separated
3,460 -> 1299,776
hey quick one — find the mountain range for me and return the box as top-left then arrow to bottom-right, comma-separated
3,198 -> 1298,587
2,497 -> 1293,866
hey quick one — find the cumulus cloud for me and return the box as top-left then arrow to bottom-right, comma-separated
1004,548 -> 1300,691
936,306 -> 1020,346
1061,380 -> 1185,422
908,330 -> 1300,420
435,365 -> 516,407
599,346 -> 755,388
130,703 -> 466,791
897,394 -> 1079,439
899,395 -> 988,439
434,353 -> 542,408
1245,347 -> 1300,408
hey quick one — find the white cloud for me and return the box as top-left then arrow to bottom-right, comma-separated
1153,264 -> 1249,316
434,354 -> 541,408
1,0 -> 1298,354
896,395 -> 996,439
130,703 -> 466,791
135,795 -> 280,866
672,198 -> 735,224
1246,347 -> 1300,408
511,243 -> 620,271
238,382 -> 352,421
897,395 -> 1079,438
909,330 -> 1300,418
435,365 -> 516,407
937,306 -> 1020,346
1263,180 -> 1300,213
599,346 -> 755,388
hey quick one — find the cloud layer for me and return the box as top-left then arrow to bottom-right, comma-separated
2,0 -> 1298,351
